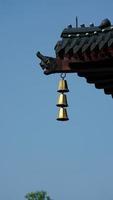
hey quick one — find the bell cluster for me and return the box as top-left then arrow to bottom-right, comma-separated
56,77 -> 69,121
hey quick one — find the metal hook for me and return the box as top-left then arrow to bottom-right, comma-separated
60,73 -> 66,79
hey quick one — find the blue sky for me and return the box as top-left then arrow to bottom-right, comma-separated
0,0 -> 113,200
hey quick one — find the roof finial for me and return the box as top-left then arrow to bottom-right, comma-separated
76,16 -> 78,28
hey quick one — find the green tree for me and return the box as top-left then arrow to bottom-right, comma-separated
25,191 -> 52,200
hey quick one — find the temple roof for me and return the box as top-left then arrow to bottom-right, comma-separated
37,19 -> 113,98
55,18 -> 113,56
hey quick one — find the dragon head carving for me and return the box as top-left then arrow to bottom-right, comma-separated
36,52 -> 58,75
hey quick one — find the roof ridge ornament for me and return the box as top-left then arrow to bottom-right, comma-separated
99,18 -> 111,29
76,16 -> 78,28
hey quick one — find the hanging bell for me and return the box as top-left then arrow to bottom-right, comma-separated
57,79 -> 69,93
56,93 -> 68,107
57,107 -> 69,121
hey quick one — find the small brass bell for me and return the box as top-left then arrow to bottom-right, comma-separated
57,79 -> 69,93
56,73 -> 69,121
56,93 -> 68,107
57,107 -> 69,121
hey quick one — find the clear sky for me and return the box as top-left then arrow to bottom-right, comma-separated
0,0 -> 113,200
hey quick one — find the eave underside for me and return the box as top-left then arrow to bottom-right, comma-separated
67,58 -> 113,97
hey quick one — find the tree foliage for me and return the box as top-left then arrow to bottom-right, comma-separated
25,191 -> 52,200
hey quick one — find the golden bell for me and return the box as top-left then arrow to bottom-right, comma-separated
57,79 -> 69,93
57,107 -> 69,121
56,93 -> 68,107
